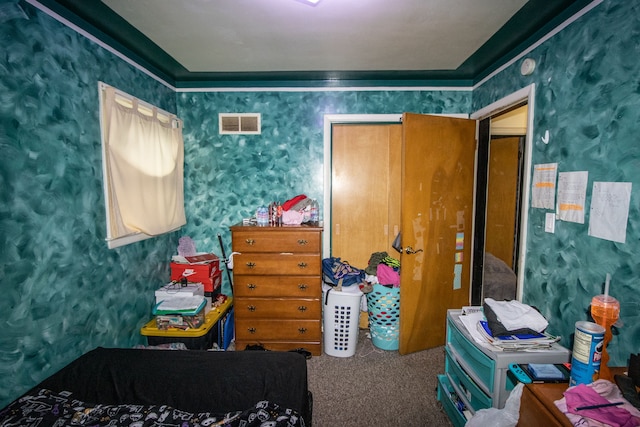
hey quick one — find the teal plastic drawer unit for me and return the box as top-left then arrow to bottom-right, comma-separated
445,347 -> 492,410
438,309 -> 571,425
447,314 -> 494,393
437,374 -> 469,427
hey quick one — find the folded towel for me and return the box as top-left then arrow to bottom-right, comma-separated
484,298 -> 548,332
483,303 -> 542,337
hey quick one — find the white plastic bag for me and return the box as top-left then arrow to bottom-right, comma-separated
465,382 -> 524,427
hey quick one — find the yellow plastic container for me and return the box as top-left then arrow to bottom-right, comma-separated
140,296 -> 232,349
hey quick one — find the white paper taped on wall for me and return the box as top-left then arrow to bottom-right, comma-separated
556,171 -> 588,224
588,181 -> 632,244
532,163 -> 558,209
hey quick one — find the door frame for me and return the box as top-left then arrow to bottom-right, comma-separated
470,83 -> 536,302
322,113 -> 467,259
323,114 -> 401,258
323,84 -> 534,301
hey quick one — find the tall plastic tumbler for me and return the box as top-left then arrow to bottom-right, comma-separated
590,294 -> 620,381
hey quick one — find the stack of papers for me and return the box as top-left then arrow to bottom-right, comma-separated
475,319 -> 561,351
153,296 -> 206,316
458,308 -> 560,352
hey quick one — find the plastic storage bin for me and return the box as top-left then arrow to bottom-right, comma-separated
141,297 -> 233,350
367,284 -> 400,350
322,284 -> 363,357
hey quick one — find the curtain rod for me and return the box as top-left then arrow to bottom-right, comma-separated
98,81 -> 182,127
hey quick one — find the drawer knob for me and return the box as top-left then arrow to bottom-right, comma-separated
246,262 -> 256,268
247,283 -> 257,290
297,239 -> 308,245
245,238 -> 256,245
298,283 -> 308,290
298,306 -> 308,312
298,327 -> 308,334
297,262 -> 307,269
248,327 -> 257,334
247,305 -> 256,312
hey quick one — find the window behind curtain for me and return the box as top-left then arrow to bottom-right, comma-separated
99,82 -> 186,249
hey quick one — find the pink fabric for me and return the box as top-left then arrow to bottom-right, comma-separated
555,380 -> 640,427
377,264 -> 400,287
282,209 -> 304,225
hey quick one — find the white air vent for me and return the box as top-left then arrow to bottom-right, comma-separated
219,113 -> 261,135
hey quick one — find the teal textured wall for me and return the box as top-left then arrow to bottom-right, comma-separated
0,2 -> 472,408
473,0 -> 640,366
0,3 -> 179,407
2,0 -> 639,411
178,90 -> 471,270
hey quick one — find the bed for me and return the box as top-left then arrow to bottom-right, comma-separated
0,346 -> 312,426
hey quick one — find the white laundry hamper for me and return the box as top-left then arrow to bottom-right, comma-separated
322,284 -> 363,357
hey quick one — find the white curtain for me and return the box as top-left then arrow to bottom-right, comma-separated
102,86 -> 186,240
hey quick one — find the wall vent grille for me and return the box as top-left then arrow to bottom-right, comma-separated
219,113 -> 261,134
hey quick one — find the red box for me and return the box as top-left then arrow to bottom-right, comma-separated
208,270 -> 222,295
171,256 -> 221,293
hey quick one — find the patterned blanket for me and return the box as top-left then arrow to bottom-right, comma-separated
0,388 -> 305,427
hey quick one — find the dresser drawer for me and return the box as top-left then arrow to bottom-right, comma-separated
234,298 -> 321,319
445,347 -> 492,411
447,316 -> 495,393
232,230 -> 321,253
233,253 -> 320,275
234,275 -> 321,297
235,319 -> 321,341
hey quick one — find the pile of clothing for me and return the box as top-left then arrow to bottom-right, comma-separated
280,194 -> 317,225
556,380 -> 640,427
482,297 -> 549,337
360,251 -> 400,293
477,298 -> 560,350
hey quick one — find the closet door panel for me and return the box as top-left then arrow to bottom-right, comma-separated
387,125 -> 402,251
331,124 -> 401,268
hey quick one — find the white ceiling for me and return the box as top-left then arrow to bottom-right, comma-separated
101,0 -> 528,74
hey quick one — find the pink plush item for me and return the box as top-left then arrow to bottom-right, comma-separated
282,209 -> 304,225
557,380 -> 640,427
377,264 -> 400,287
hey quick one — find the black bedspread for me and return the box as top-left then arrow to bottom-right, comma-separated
9,347 -> 311,425
0,388 -> 304,426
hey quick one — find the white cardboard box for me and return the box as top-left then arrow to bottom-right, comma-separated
155,282 -> 204,304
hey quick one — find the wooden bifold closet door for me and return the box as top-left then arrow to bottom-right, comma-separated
331,124 -> 402,269
331,116 -> 476,355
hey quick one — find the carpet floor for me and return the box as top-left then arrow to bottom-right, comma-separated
306,329 -> 454,426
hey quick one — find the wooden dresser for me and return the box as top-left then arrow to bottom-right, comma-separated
517,367 -> 629,427
230,223 -> 323,355
517,383 -> 573,427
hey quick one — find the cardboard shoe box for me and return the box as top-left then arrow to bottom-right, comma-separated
208,270 -> 222,295
170,254 -> 221,293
